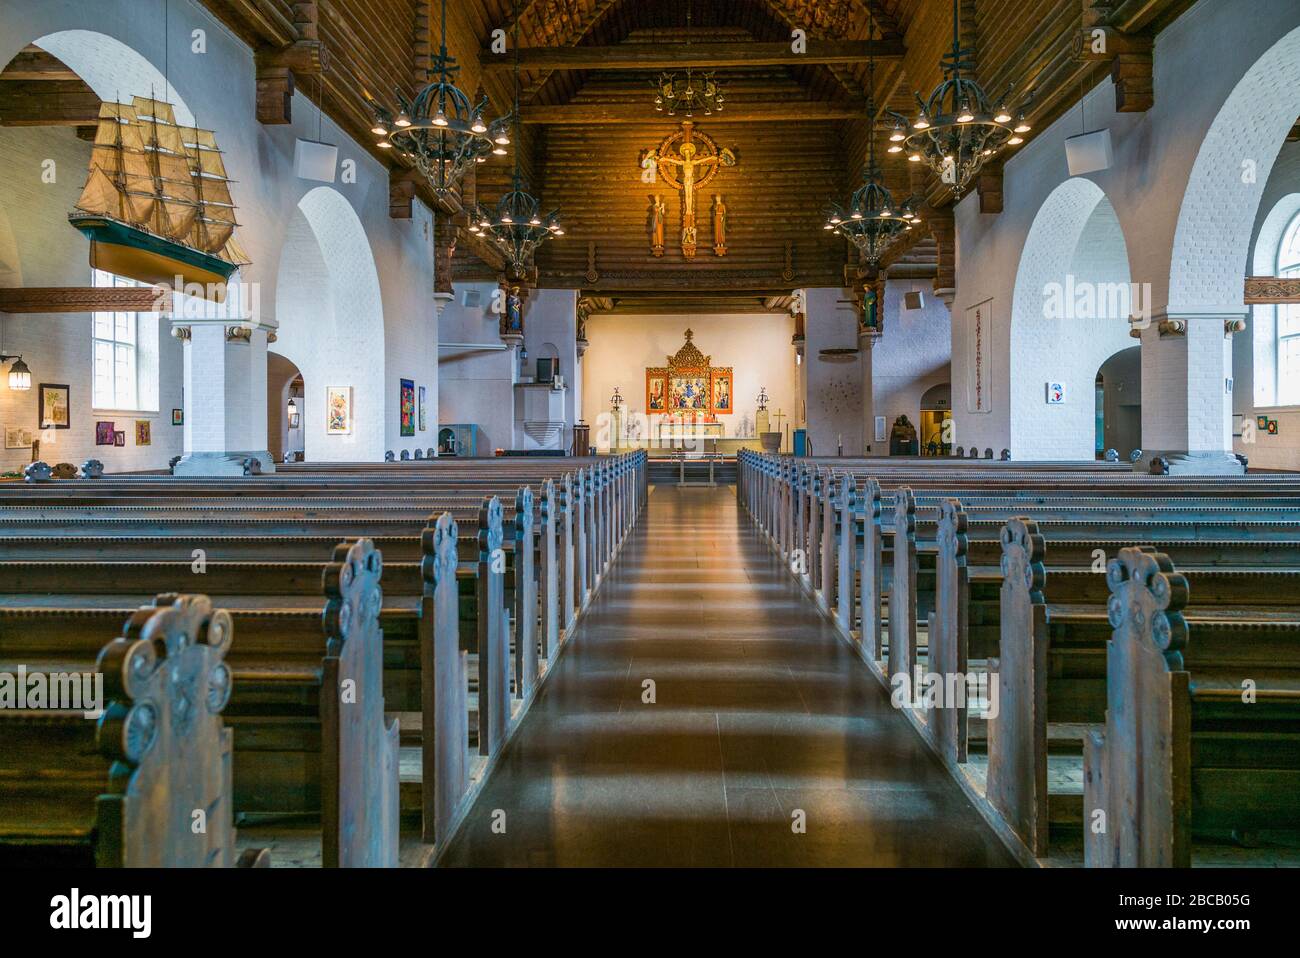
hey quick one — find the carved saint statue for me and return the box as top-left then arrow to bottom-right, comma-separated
648,194 -> 666,258
861,285 -> 880,334
712,195 -> 727,257
502,285 -> 523,336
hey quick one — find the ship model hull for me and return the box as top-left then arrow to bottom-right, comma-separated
69,214 -> 238,301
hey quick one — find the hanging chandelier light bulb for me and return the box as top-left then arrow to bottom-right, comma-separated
823,12 -> 916,265
370,0 -> 511,196
889,0 -> 1028,196
472,0 -> 563,278
650,0 -> 724,118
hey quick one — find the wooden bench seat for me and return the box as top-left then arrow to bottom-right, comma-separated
0,510 -> 488,848
0,593 -> 273,867
1085,547 -> 1300,866
740,451 -> 1300,867
1,539 -> 401,866
993,529 -> 1300,858
1,457 -> 645,860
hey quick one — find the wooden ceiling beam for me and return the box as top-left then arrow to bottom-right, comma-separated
521,99 -> 868,124
205,0 -> 298,47
0,287 -> 163,313
1108,0 -> 1172,33
482,39 -> 905,72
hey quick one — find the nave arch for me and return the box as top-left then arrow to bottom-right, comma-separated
1168,24 -> 1300,311
272,187 -> 386,462
1008,179 -> 1134,460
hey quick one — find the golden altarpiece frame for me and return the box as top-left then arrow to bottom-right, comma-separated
645,329 -> 733,418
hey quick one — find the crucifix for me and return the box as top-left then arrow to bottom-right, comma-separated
643,121 -> 736,258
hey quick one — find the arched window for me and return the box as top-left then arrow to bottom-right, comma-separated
1277,210 -> 1300,405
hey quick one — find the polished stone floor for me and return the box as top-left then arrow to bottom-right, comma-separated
439,485 -> 1017,867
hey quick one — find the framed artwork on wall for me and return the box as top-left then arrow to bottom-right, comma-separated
172,408 -> 184,426
965,299 -> 994,414
325,386 -> 352,435
1258,415 -> 1270,430
135,420 -> 151,446
5,427 -> 33,449
400,379 -> 416,437
418,386 -> 427,432
38,384 -> 70,430
113,431 -> 125,447
95,421 -> 115,445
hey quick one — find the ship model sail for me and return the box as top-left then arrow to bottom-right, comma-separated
69,97 -> 249,301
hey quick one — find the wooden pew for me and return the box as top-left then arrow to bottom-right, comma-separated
0,593 -> 269,867
1,456 -> 646,858
0,504 -> 496,847
1087,546 -> 1300,866
992,527 -> 1300,859
0,464 -> 617,661
0,538 -> 400,866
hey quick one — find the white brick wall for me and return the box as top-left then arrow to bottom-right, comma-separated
438,283 -> 517,454
803,288 -> 864,456
1233,141 -> 1300,470
1007,179 -> 1132,460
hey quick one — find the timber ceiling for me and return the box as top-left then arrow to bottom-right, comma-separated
2,1 -> 1199,310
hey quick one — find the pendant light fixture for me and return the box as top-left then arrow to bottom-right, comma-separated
824,10 -> 917,264
652,0 -> 724,118
468,1 -> 563,278
889,0 -> 1029,195
371,0 -> 512,196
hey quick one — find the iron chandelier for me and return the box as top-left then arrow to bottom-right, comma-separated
651,0 -> 724,118
824,13 -> 918,264
467,0 -> 562,276
888,0 -> 1030,195
370,0 -> 512,196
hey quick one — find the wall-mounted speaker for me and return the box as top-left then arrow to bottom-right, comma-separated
294,138 -> 338,182
1065,128 -> 1113,176
903,290 -> 925,311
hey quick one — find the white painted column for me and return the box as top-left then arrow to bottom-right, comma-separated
1137,309 -> 1246,474
173,318 -> 275,475
859,329 -> 875,454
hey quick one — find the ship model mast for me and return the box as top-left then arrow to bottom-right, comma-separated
69,96 -> 249,299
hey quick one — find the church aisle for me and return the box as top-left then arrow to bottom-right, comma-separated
439,484 -> 1016,867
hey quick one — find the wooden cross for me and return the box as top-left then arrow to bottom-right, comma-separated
770,408 -> 788,433
645,121 -> 736,258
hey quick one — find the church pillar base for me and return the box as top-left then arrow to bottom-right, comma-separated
173,451 -> 275,476
1133,450 -> 1246,475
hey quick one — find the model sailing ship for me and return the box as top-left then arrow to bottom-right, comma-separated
68,96 -> 249,299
